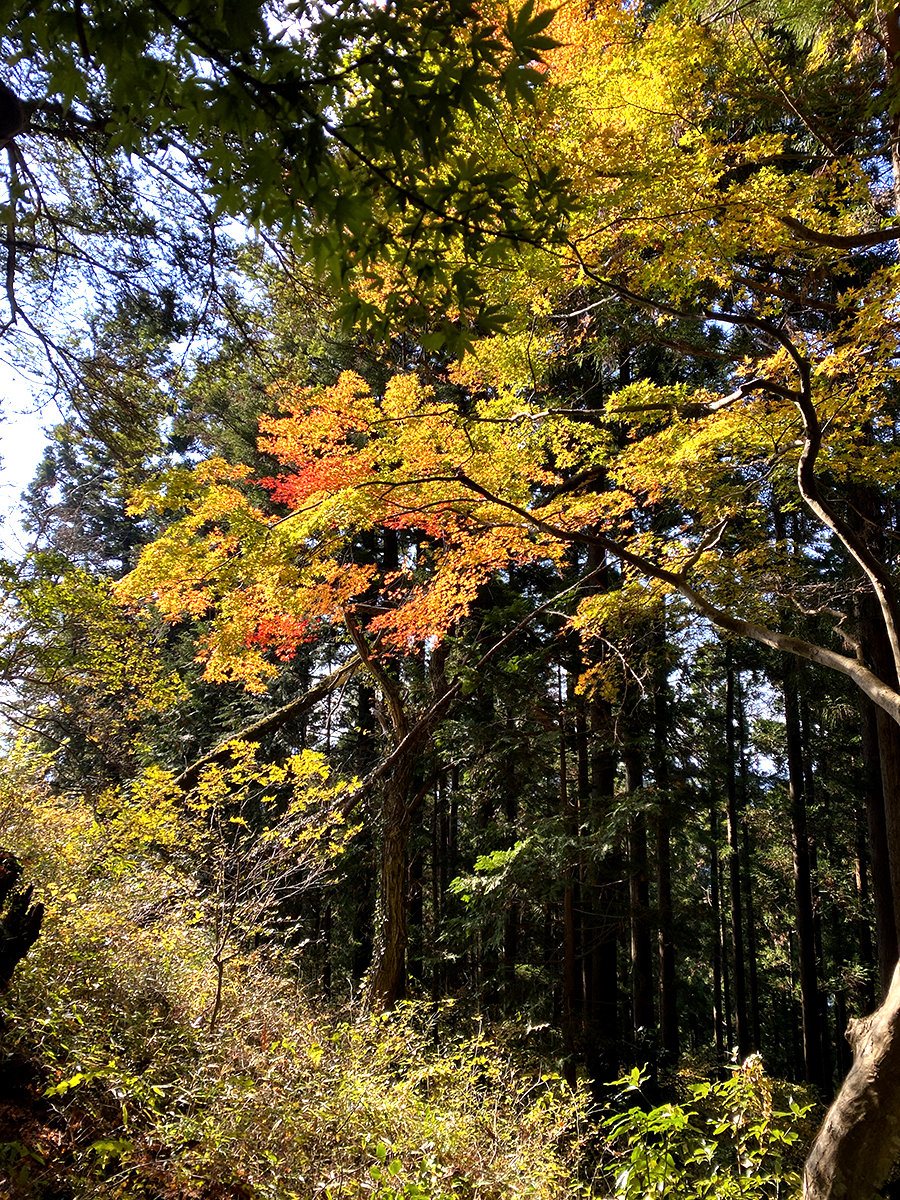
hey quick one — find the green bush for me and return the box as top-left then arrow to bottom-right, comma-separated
598,1059 -> 817,1199
0,749 -> 589,1199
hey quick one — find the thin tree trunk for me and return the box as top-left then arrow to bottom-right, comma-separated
737,675 -> 761,1052
503,742 -> 520,1013
802,695 -> 834,1092
431,782 -> 440,1002
625,749 -> 654,1041
322,900 -> 332,999
576,695 -> 590,1021
561,684 -> 578,1086
725,650 -> 750,1059
876,701 -> 900,951
709,791 -> 725,1065
408,840 -> 424,987
854,806 -> 877,1014
653,638 -> 678,1060
859,691 -> 898,996
784,661 -> 828,1092
584,691 -> 620,1087
854,513 -> 900,989
722,895 -> 734,1057
789,931 -> 805,1081
445,767 -> 460,995
742,825 -> 761,1052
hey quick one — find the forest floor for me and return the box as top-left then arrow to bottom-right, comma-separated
0,769 -> 818,1199
0,778 -> 589,1199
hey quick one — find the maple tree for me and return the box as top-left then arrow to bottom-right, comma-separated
2,0 -> 896,1196
120,369 -> 582,1007
0,0 -> 568,389
112,1 -> 900,1193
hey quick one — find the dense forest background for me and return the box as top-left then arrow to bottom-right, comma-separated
3,0 -> 900,1196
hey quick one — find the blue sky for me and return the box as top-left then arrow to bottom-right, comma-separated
0,369 -> 52,552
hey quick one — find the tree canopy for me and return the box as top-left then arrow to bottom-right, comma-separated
1,0 -> 569,378
6,2 -> 900,1198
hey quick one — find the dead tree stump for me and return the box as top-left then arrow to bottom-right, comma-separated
0,850 -> 43,992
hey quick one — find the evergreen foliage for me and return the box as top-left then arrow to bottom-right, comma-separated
5,0 -> 900,1195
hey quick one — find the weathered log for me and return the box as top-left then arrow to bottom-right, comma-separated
804,962 -> 900,1198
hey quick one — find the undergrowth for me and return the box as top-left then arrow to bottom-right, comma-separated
0,744 -> 818,1199
0,747 -> 588,1199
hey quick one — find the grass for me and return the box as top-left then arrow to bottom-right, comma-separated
0,753 -> 590,1200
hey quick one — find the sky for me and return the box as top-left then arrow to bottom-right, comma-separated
0,368 -> 52,554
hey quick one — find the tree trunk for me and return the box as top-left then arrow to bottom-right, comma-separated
583,691 -> 620,1088
725,651 -> 750,1059
625,749 -> 654,1042
367,775 -> 413,1010
709,789 -> 725,1065
408,839 -> 424,987
737,675 -> 761,1052
802,694 -> 835,1092
561,687 -> 580,1085
784,662 -> 828,1092
322,899 -> 332,999
742,824 -> 762,1053
0,852 -> 43,992
852,496 -> 900,986
653,640 -> 678,1060
859,689 -> 899,995
877,703 -> 900,951
431,779 -> 443,1002
345,611 -> 435,1013
804,962 -> 900,1199
853,806 -> 877,1015
503,747 -> 520,1013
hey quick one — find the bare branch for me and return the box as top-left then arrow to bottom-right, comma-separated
174,655 -> 361,790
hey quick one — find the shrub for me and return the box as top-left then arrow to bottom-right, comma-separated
597,1058 -> 817,1199
0,747 -> 589,1199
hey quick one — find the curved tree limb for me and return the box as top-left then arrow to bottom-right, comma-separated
344,609 -> 408,742
174,655 -> 361,790
551,259 -> 900,691
778,213 -> 900,250
784,362 -> 900,683
451,472 -> 900,725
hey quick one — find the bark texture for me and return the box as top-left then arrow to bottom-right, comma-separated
0,851 -> 43,992
366,778 -> 414,1011
0,82 -> 26,148
804,962 -> 900,1199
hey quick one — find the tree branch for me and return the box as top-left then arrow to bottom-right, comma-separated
344,609 -> 408,741
449,472 -> 900,726
174,655 -> 361,790
339,558 -> 613,818
778,213 -> 900,250
786,362 -> 900,683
